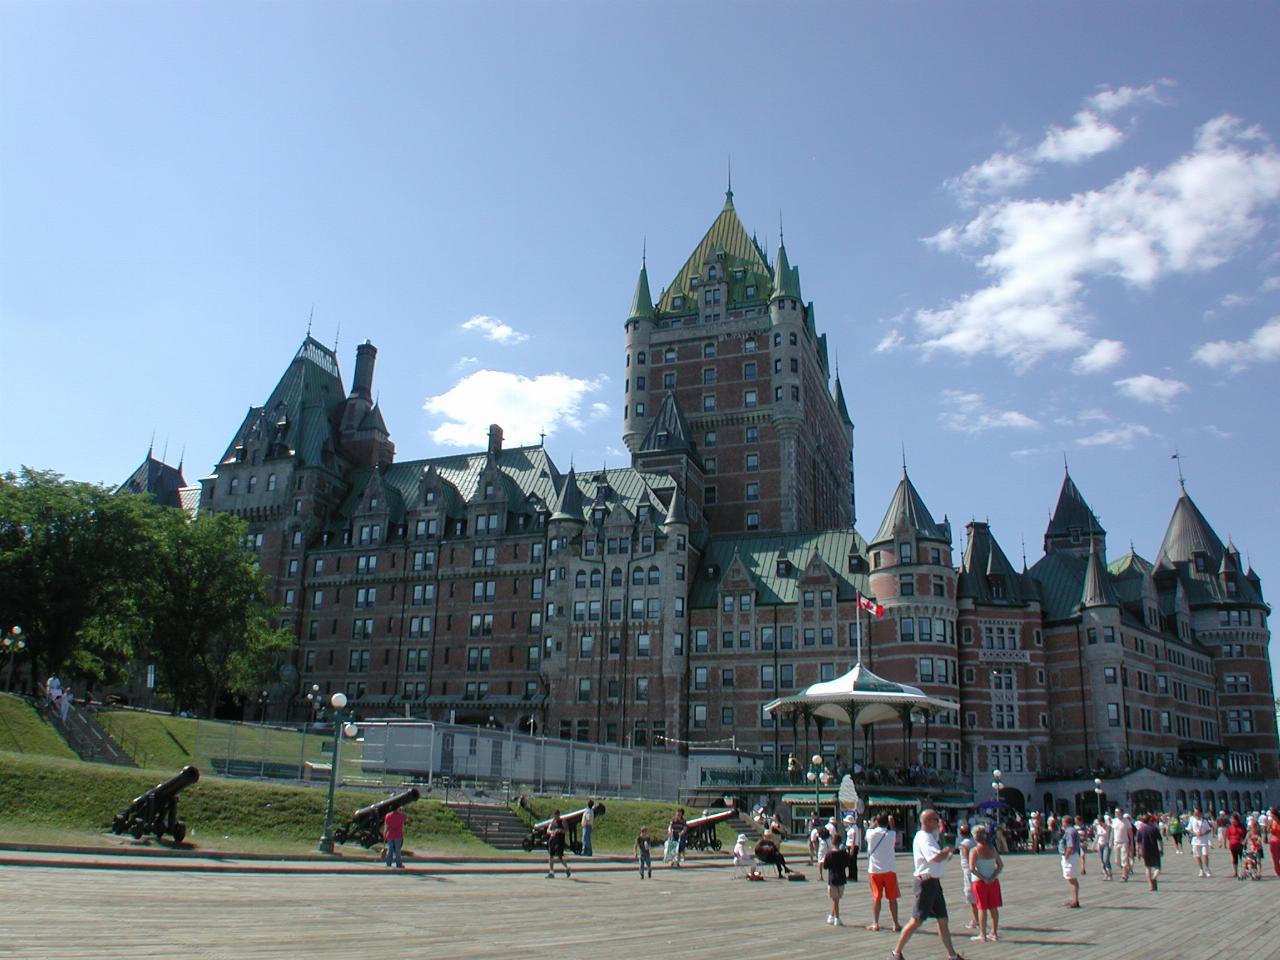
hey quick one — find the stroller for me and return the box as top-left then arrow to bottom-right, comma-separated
1240,841 -> 1263,881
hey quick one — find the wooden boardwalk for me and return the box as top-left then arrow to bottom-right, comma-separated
1,848 -> 1277,959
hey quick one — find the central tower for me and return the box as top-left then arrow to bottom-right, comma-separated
622,190 -> 855,535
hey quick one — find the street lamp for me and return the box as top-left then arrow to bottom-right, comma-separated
991,768 -> 1005,824
1094,777 -> 1104,821
805,753 -> 827,817
318,691 -> 358,854
2,626 -> 26,693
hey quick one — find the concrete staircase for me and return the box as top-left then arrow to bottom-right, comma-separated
43,702 -> 137,766
445,801 -> 531,850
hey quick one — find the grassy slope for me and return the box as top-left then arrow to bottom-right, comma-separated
523,796 -> 739,854
0,751 -> 487,855
0,694 -> 78,760
96,710 -> 340,771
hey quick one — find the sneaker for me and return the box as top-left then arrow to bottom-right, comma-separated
1197,869 -> 1205,878
1205,871 -> 1213,878
964,921 -> 978,930
826,915 -> 835,925
971,935 -> 985,942
546,872 -> 555,878
833,917 -> 844,927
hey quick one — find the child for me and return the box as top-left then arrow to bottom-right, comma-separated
820,833 -> 852,925
635,826 -> 653,878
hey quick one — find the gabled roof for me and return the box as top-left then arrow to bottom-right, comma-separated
115,453 -> 188,510
957,522 -> 1033,605
691,530 -> 868,607
638,391 -> 697,455
871,470 -> 949,545
655,192 -> 773,314
1045,472 -> 1104,544
1154,490 -> 1266,608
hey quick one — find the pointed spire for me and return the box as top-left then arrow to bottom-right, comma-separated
872,471 -> 948,545
726,156 -> 733,203
771,227 -> 801,301
1080,542 -> 1119,609
1044,471 -> 1105,554
832,375 -> 853,426
663,487 -> 688,528
550,467 -> 584,523
638,391 -> 696,456
1156,487 -> 1225,568
1172,449 -> 1186,490
629,255 -> 655,320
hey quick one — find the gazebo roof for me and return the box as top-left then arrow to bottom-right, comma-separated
764,662 -> 959,727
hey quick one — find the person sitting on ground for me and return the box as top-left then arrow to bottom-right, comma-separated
754,830 -> 791,878
968,825 -> 1003,942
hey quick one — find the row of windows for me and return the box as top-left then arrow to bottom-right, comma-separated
225,473 -> 281,496
703,451 -> 761,473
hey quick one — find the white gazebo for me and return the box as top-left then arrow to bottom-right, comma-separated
764,661 -> 959,762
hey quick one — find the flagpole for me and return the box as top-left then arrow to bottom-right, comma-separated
856,594 -> 864,664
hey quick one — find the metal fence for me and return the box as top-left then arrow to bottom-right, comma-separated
187,716 -> 688,800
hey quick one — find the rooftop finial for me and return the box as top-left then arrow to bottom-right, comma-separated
148,430 -> 155,459
334,320 -> 341,355
1063,451 -> 1069,475
1021,534 -> 1028,569
178,442 -> 185,471
1171,449 -> 1186,490
779,209 -> 784,246
726,156 -> 733,199
901,442 -> 908,474
307,303 -> 314,338
539,427 -> 546,447
642,236 -> 646,269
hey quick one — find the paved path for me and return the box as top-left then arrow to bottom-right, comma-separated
1,847 -> 1277,959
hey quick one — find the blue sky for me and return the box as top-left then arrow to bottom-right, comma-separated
3,2 -> 1279,676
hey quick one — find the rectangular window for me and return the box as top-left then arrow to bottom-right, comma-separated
635,633 -> 651,657
1106,703 -> 1121,727
692,704 -> 707,730
899,574 -> 915,597
761,665 -> 775,690
693,667 -> 708,691
721,668 -> 734,688
577,678 -> 591,702
900,617 -> 915,643
779,664 -> 795,689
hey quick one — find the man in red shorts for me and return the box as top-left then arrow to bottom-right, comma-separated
865,812 -> 902,932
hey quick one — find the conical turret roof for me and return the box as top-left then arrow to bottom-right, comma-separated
550,467 -> 584,522
871,470 -> 948,545
629,262 -> 655,320
833,375 -> 853,427
1156,490 -> 1225,568
1080,544 -> 1119,609
1045,472 -> 1104,545
771,240 -> 801,301
663,487 -> 688,527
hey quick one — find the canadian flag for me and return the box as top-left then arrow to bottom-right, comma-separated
857,592 -> 885,618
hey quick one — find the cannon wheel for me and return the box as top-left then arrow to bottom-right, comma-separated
172,821 -> 186,844
521,836 -> 534,852
570,841 -> 582,855
333,827 -> 349,845
112,815 -> 126,835
710,837 -> 722,851
358,830 -> 381,849
129,820 -> 145,840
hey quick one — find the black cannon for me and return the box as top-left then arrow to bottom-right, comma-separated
333,788 -> 420,848
521,802 -> 606,854
685,808 -> 736,851
112,765 -> 200,843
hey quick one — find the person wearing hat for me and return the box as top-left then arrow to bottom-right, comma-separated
845,813 -> 862,882
732,832 -> 755,877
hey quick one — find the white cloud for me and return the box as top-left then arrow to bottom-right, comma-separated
875,329 -> 905,352
1076,423 -> 1153,448
1072,339 -> 1127,374
460,314 -> 529,345
938,390 -> 1040,433
946,152 -> 1034,203
1034,111 -> 1125,165
1260,275 -> 1280,292
453,355 -> 480,370
1087,82 -> 1166,115
1219,293 -> 1251,309
1202,424 -> 1233,439
1193,316 -> 1280,370
1114,373 -> 1189,408
424,369 -> 605,447
919,115 -> 1280,370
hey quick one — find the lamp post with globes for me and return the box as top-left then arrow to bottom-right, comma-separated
317,691 -> 358,854
2,626 -> 26,693
991,768 -> 1005,826
805,753 -> 831,817
1094,777 -> 1104,822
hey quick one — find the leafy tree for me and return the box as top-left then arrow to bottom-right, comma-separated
0,468 -> 153,691
129,508 -> 294,715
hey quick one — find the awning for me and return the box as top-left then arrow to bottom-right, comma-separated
934,799 -> 974,808
866,794 -> 922,807
780,791 -> 839,805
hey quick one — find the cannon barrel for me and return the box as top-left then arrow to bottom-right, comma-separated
531,802 -> 605,832
686,808 -> 735,829
128,765 -> 200,808
352,787 -> 420,823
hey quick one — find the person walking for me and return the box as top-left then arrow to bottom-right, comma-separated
1059,814 -> 1083,908
382,804 -> 407,869
1110,808 -> 1132,882
1136,814 -> 1162,891
1094,815 -> 1113,880
668,808 -> 689,867
580,800 -> 596,857
1226,813 -> 1247,879
865,812 -> 902,933
1168,813 -> 1184,853
889,809 -> 968,960
546,811 -> 572,878
1188,807 -> 1213,877
634,825 -> 653,878
821,833 -> 853,926
968,824 -> 1003,942
1269,807 -> 1280,878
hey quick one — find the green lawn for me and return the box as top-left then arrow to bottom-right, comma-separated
0,751 -> 488,855
0,694 -> 78,760
522,795 -> 739,855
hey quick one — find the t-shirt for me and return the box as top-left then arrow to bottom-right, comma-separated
1188,816 -> 1212,844
1226,823 -> 1246,848
636,835 -> 651,854
1136,822 -> 1161,860
1060,825 -> 1081,858
822,848 -> 852,886
865,827 -> 898,874
913,828 -> 947,879
383,809 -> 406,842
583,807 -> 594,826
1111,818 -> 1130,846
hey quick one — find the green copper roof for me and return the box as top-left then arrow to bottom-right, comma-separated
690,530 -> 868,608
871,471 -> 949,545
957,522 -> 1033,605
1080,545 -> 1120,608
771,241 -> 801,300
629,263 -> 655,320
655,193 -> 773,314
832,376 -> 853,427
1045,473 -> 1104,544
550,466 -> 585,522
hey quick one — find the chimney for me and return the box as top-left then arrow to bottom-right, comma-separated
487,424 -> 504,458
352,341 -> 377,399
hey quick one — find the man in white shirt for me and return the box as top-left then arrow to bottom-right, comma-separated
845,814 -> 862,882
580,800 -> 595,857
1187,807 -> 1214,877
865,813 -> 901,932
1110,808 -> 1132,881
890,810 -> 966,960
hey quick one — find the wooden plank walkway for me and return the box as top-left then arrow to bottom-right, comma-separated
1,848 -> 1277,959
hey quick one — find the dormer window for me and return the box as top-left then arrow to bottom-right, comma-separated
484,482 -> 495,498
746,284 -> 757,298
425,490 -> 436,505
776,559 -> 790,577
690,275 -> 699,288
672,296 -> 684,310
708,265 -> 718,280
370,497 -> 379,509
1069,527 -> 1081,544
1194,554 -> 1207,572
733,269 -> 744,282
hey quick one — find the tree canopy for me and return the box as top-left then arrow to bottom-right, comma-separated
0,468 -> 293,715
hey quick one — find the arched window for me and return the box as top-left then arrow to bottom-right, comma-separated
610,568 -> 623,587
247,475 -> 257,494
267,474 -> 277,492
647,565 -> 660,585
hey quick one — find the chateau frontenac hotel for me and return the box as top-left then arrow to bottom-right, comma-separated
138,190 -> 1277,811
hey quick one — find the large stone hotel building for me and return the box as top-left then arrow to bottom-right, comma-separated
150,190 -> 1276,811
